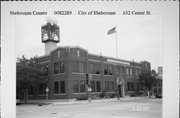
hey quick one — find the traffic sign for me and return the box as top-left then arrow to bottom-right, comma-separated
46,87 -> 49,92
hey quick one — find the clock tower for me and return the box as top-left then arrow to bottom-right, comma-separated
41,19 -> 60,55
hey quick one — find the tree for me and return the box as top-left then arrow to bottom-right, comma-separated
138,70 -> 156,97
16,55 -> 45,102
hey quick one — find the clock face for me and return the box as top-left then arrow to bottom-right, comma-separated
52,32 -> 59,41
42,33 -> 48,41
42,28 -> 49,41
41,24 -> 60,43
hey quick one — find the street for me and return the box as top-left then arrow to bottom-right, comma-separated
17,97 -> 162,118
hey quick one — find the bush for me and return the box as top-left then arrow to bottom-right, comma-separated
109,93 -> 115,98
130,93 -> 136,97
100,90 -> 106,98
76,96 -> 88,100
92,95 -> 100,99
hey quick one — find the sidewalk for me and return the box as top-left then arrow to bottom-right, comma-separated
25,96 -> 149,106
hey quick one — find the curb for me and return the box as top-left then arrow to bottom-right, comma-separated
50,97 -> 148,106
18,97 -> 150,106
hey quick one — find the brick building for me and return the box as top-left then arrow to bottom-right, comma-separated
28,46 -> 151,100
19,20 -> 151,100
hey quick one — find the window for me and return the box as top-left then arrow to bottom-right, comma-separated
145,63 -> 148,69
60,61 -> 65,73
95,64 -> 100,74
105,81 -> 109,92
126,68 -> 129,76
45,65 -> 49,73
136,70 -> 139,76
140,84 -> 143,91
109,81 -> 114,92
54,82 -> 59,94
137,83 -> 140,91
73,80 -> 85,93
41,65 -> 45,72
120,67 -> 124,73
72,61 -> 85,73
96,81 -> 101,92
129,68 -> 133,76
78,62 -> 85,73
108,66 -> 113,75
39,83 -> 46,95
60,81 -> 65,94
131,83 -> 134,91
91,81 -> 95,92
54,81 -> 65,94
104,65 -> 108,75
127,82 -> 134,91
39,83 -> 43,95
115,67 -> 119,74
80,80 -> 85,93
29,85 -> 33,95
72,61 -> 78,72
54,62 -> 59,74
127,82 -> 131,91
139,70 -> 141,76
90,64 -> 100,74
90,64 -> 94,74
73,80 -> 79,93
54,62 -> 65,74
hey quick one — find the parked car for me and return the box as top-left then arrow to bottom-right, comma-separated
16,99 -> 23,105
156,93 -> 162,98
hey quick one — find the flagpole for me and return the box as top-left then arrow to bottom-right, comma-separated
107,26 -> 118,58
115,29 -> 118,58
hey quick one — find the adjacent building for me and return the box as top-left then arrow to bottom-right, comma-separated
152,66 -> 163,97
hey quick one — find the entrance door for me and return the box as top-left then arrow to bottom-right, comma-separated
118,85 -> 122,97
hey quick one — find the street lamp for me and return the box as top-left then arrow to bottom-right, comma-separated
86,73 -> 92,102
44,65 -> 49,104
46,86 -> 49,103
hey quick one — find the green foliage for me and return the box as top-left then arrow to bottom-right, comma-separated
138,70 -> 156,91
100,89 -> 106,98
16,55 -> 45,99
76,96 -> 88,100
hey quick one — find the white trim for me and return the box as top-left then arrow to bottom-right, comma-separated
104,75 -> 114,77
91,92 -> 101,94
53,73 -> 66,75
38,94 -> 46,96
54,93 -> 66,95
88,53 -> 101,57
134,66 -> 142,69
72,72 -> 85,75
127,76 -> 134,79
88,59 -> 101,63
107,59 -> 130,65
39,60 -> 50,64
73,92 -> 86,95
91,74 -> 101,76
127,91 -> 135,92
53,46 -> 88,52
103,61 -> 116,65
106,92 -> 115,93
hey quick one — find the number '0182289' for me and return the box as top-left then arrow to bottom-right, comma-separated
54,11 -> 72,15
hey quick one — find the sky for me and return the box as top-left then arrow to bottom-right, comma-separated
16,15 -> 162,71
